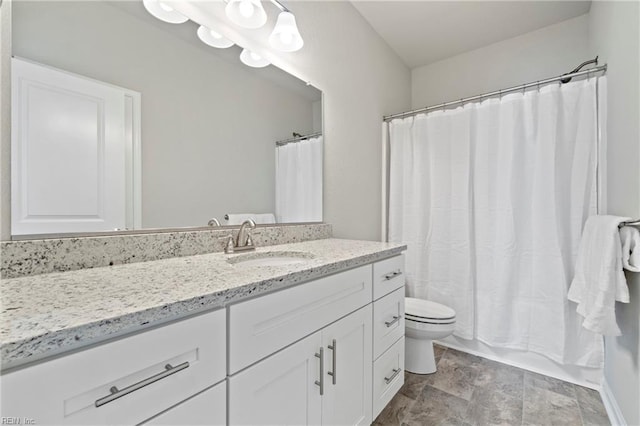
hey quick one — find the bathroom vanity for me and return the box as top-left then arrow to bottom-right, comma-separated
0,239 -> 406,425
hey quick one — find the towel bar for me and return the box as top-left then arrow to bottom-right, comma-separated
620,219 -> 640,227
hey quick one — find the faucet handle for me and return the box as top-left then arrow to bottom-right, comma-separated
246,234 -> 254,247
224,235 -> 235,254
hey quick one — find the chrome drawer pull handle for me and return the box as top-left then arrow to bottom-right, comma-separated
315,348 -> 324,396
383,270 -> 402,280
327,339 -> 337,385
385,315 -> 401,327
95,362 -> 189,408
384,368 -> 401,384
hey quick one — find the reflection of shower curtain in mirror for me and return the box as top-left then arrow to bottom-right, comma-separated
275,136 -> 323,223
388,77 -> 607,368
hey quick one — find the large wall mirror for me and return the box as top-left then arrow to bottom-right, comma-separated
10,0 -> 322,239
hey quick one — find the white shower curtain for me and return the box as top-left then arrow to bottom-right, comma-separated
275,136 -> 323,223
388,77 -> 607,367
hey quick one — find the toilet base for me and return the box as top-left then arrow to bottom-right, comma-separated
405,336 -> 437,374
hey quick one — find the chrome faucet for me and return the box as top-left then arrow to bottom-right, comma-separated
236,219 -> 256,248
224,219 -> 256,254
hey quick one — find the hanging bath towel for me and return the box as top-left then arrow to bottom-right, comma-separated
620,225 -> 640,272
568,215 -> 631,336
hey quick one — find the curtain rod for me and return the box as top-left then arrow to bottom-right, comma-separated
276,132 -> 322,146
383,64 -> 607,122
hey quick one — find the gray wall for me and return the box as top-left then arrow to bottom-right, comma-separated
589,2 -> 640,424
12,1 -> 315,229
411,14 -> 590,108
174,1 -> 413,241
280,2 -> 412,240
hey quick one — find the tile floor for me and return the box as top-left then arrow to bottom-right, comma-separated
374,345 -> 610,426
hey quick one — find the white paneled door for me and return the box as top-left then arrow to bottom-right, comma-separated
11,58 -> 140,236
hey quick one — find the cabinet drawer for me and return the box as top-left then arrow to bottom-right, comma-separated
373,287 -> 405,360
1,309 -> 226,425
143,381 -> 226,425
229,265 -> 372,374
372,337 -> 405,419
373,255 -> 405,300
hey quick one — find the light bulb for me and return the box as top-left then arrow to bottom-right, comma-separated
269,11 -> 303,52
240,48 -> 270,68
225,0 -> 266,29
279,31 -> 293,45
158,2 -> 174,12
143,0 -> 188,24
197,25 -> 234,48
239,0 -> 254,18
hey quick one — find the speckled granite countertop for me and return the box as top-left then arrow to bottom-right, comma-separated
1,239 -> 405,370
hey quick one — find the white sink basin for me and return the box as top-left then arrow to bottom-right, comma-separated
227,251 -> 314,267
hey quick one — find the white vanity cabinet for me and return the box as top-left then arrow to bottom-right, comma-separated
228,265 -> 374,425
228,254 -> 406,425
0,309 -> 226,425
371,255 -> 406,418
143,381 -> 226,425
228,305 -> 373,426
1,252 -> 406,426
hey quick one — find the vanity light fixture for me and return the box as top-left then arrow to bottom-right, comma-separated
197,25 -> 235,49
142,0 -> 188,24
225,0 -> 268,29
240,49 -> 270,68
269,11 -> 303,52
225,0 -> 304,53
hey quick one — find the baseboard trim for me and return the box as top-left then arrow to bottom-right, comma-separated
601,379 -> 627,426
434,339 -> 599,390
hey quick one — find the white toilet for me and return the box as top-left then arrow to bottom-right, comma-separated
404,297 -> 456,374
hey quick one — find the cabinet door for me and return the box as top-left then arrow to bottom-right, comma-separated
143,381 -> 226,425
321,305 -> 373,426
228,331 -> 323,425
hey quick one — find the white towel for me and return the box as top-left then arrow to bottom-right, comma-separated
226,213 -> 276,225
620,226 -> 640,272
568,215 -> 631,336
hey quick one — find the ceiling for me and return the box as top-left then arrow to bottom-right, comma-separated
351,1 -> 592,68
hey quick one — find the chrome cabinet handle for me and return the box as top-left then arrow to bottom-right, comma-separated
384,368 -> 401,384
383,270 -> 403,280
327,339 -> 337,385
315,348 -> 324,396
95,362 -> 189,408
385,315 -> 401,327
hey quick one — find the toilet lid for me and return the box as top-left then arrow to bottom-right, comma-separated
405,298 -> 456,321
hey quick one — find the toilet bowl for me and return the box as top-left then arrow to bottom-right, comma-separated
405,298 -> 456,374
